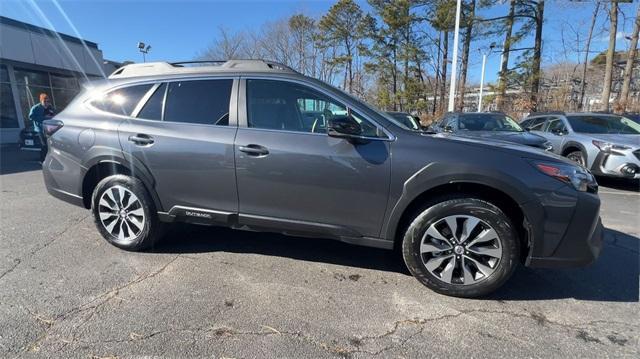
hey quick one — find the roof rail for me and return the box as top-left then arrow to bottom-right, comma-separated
108,59 -> 298,79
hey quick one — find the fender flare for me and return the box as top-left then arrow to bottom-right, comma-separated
561,141 -> 587,157
381,162 -> 535,241
81,149 -> 163,211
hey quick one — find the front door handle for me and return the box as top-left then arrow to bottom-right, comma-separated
238,144 -> 269,156
128,134 -> 154,146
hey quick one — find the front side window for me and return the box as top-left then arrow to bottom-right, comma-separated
91,84 -> 153,116
246,79 -> 380,136
164,79 -> 232,125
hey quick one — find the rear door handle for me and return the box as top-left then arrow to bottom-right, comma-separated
238,144 -> 269,156
128,134 -> 154,146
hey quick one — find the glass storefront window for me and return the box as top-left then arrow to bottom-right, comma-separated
51,74 -> 79,90
14,68 -> 50,87
1,83 -> 19,128
18,85 -> 51,129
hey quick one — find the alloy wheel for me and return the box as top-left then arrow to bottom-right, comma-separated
98,185 -> 145,244
420,215 -> 502,285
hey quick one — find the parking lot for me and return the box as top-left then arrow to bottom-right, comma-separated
0,146 -> 638,358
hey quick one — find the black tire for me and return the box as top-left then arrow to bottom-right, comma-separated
565,150 -> 586,167
91,174 -> 165,251
402,196 -> 520,298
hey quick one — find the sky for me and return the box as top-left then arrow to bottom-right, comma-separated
1,0 -> 638,84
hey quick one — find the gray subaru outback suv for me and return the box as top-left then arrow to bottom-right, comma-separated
42,60 -> 602,297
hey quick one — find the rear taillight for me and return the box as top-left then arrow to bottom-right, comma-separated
43,119 -> 64,137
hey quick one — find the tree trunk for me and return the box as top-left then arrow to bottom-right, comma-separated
439,31 -> 449,113
496,0 -> 515,111
601,0 -> 618,112
529,0 -> 545,112
579,2 -> 600,110
456,0 -> 475,112
619,4 -> 640,112
433,31 -> 442,115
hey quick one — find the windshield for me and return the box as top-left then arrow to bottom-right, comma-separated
388,113 -> 420,130
458,114 -> 524,132
567,115 -> 640,134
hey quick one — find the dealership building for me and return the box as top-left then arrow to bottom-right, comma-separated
0,16 -> 119,144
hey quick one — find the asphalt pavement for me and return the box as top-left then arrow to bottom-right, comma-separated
0,146 -> 638,358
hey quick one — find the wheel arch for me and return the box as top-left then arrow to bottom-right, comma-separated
385,177 -> 532,264
81,155 -> 162,211
561,141 -> 587,157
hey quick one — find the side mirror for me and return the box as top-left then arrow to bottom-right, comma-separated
524,127 -> 531,132
443,125 -> 454,133
328,115 -> 362,139
551,128 -> 566,136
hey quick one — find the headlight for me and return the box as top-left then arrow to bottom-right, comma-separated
532,161 -> 596,192
592,140 -> 631,153
542,141 -> 553,151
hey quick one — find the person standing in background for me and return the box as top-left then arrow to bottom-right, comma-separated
28,93 -> 55,162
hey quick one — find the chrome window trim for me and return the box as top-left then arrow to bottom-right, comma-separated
83,76 -> 239,128
239,76 -> 396,142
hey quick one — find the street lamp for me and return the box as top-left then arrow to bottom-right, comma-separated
478,42 -> 497,112
137,42 -> 151,63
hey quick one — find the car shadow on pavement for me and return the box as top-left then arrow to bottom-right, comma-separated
596,176 -> 640,192
0,146 -> 42,175
155,224 -> 638,303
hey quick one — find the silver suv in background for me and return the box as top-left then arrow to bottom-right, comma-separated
521,112 -> 640,179
42,60 -> 602,298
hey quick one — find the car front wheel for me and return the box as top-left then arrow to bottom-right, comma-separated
566,150 -> 586,167
402,196 -> 519,298
91,174 -> 164,251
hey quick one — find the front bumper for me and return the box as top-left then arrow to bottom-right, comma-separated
525,189 -> 603,268
590,149 -> 640,179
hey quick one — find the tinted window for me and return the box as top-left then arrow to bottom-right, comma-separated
91,84 -> 152,116
567,115 -> 640,134
458,114 -> 523,132
137,83 -> 166,121
246,79 -> 381,136
164,79 -> 232,125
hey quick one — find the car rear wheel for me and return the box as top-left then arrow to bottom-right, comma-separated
91,174 -> 164,251
402,196 -> 519,298
566,150 -> 586,167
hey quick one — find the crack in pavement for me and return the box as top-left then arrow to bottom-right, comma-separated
29,306 -> 637,358
16,254 -> 181,357
0,214 -> 90,282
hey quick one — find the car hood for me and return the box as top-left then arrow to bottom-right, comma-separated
456,130 -> 548,146
427,132 -> 572,164
588,134 -> 640,147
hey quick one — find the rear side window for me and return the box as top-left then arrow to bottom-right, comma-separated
164,79 -> 232,125
137,83 -> 166,121
91,84 -> 152,116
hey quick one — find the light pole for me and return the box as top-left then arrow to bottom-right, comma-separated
137,42 -> 151,63
477,43 -> 497,112
447,0 -> 462,112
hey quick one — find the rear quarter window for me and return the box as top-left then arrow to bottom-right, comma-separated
90,84 -> 153,116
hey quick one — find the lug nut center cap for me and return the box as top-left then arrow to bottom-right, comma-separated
119,209 -> 127,218
454,245 -> 464,255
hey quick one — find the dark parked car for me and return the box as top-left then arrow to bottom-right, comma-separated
18,127 -> 43,151
433,112 -> 553,151
42,60 -> 602,297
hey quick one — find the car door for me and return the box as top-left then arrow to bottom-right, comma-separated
117,78 -> 239,219
543,117 -> 568,153
234,78 -> 392,238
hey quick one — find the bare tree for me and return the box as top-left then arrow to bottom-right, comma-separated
619,4 -> 640,112
579,1 -> 600,110
601,0 -> 619,111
